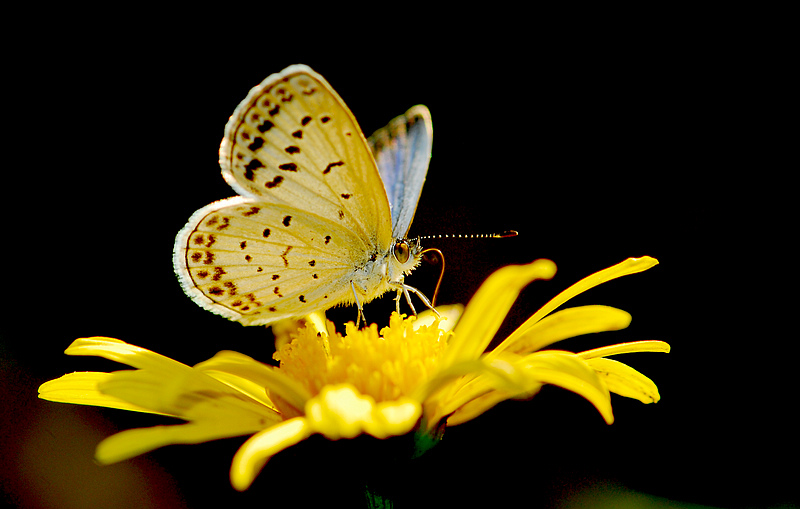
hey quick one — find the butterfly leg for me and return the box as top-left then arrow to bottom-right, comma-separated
350,281 -> 366,328
394,290 -> 403,315
403,283 -> 440,317
402,286 -> 418,316
389,282 -> 440,318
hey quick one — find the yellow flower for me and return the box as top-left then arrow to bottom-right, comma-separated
39,257 -> 669,491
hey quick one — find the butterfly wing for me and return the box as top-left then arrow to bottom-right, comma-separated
219,65 -> 393,250
174,196 -> 364,325
367,105 -> 432,238
175,65 -> 395,325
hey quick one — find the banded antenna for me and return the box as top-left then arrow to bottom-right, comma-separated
418,230 -> 518,306
420,230 -> 519,240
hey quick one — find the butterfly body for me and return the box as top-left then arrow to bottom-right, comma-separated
174,65 -> 432,326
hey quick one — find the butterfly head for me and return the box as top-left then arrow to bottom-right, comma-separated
390,237 -> 423,278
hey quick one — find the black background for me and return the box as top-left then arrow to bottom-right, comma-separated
2,10 -> 794,509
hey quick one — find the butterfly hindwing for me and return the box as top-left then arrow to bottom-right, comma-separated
219,65 -> 393,250
368,105 -> 432,238
174,196 -> 365,325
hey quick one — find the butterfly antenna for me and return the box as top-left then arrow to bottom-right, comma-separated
420,230 -> 519,240
420,248 -> 445,307
418,231 -> 517,307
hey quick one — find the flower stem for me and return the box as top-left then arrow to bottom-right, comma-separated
364,485 -> 394,509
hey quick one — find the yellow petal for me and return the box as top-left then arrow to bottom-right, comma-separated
194,350 -> 312,413
520,351 -> 614,424
368,400 -> 423,438
96,418 -> 272,465
304,384 -> 420,440
412,304 -> 464,332
502,257 -> 658,347
490,305 -> 632,359
442,356 -> 545,427
443,259 -> 557,367
38,372 -> 174,416
230,418 -> 311,491
200,370 -> 277,410
585,357 -> 662,403
305,385 -> 374,439
416,358 -> 504,403
65,337 -> 193,373
424,356 -> 538,426
446,352 -> 616,426
446,385 -> 542,427
578,340 -> 671,359
98,369 -> 280,424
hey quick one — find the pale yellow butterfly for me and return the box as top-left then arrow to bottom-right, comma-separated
173,64 -> 434,326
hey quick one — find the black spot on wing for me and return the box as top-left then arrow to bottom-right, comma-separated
248,137 -> 264,151
276,88 -> 294,103
279,163 -> 298,171
280,246 -> 292,267
217,217 -> 230,230
263,228 -> 271,238
266,175 -> 284,188
212,267 -> 226,281
258,120 -> 274,133
244,160 -> 264,179
292,130 -> 303,139
323,161 -> 344,174
283,215 -> 292,227
224,281 -> 237,295
301,116 -> 312,125
285,146 -> 300,154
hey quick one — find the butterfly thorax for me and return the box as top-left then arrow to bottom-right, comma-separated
350,237 -> 422,302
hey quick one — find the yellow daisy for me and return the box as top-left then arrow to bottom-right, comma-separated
39,257 -> 669,491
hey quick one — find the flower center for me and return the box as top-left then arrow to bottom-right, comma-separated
274,313 -> 449,403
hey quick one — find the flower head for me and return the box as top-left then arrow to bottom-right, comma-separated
39,257 -> 669,490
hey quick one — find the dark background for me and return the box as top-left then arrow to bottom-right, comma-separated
2,10 -> 794,509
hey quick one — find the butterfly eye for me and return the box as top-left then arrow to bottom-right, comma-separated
393,240 -> 410,264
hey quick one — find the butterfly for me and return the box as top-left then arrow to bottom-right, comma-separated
173,64 -> 434,326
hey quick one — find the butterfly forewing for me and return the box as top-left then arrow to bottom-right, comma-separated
368,105 -> 432,238
219,65 -> 392,249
